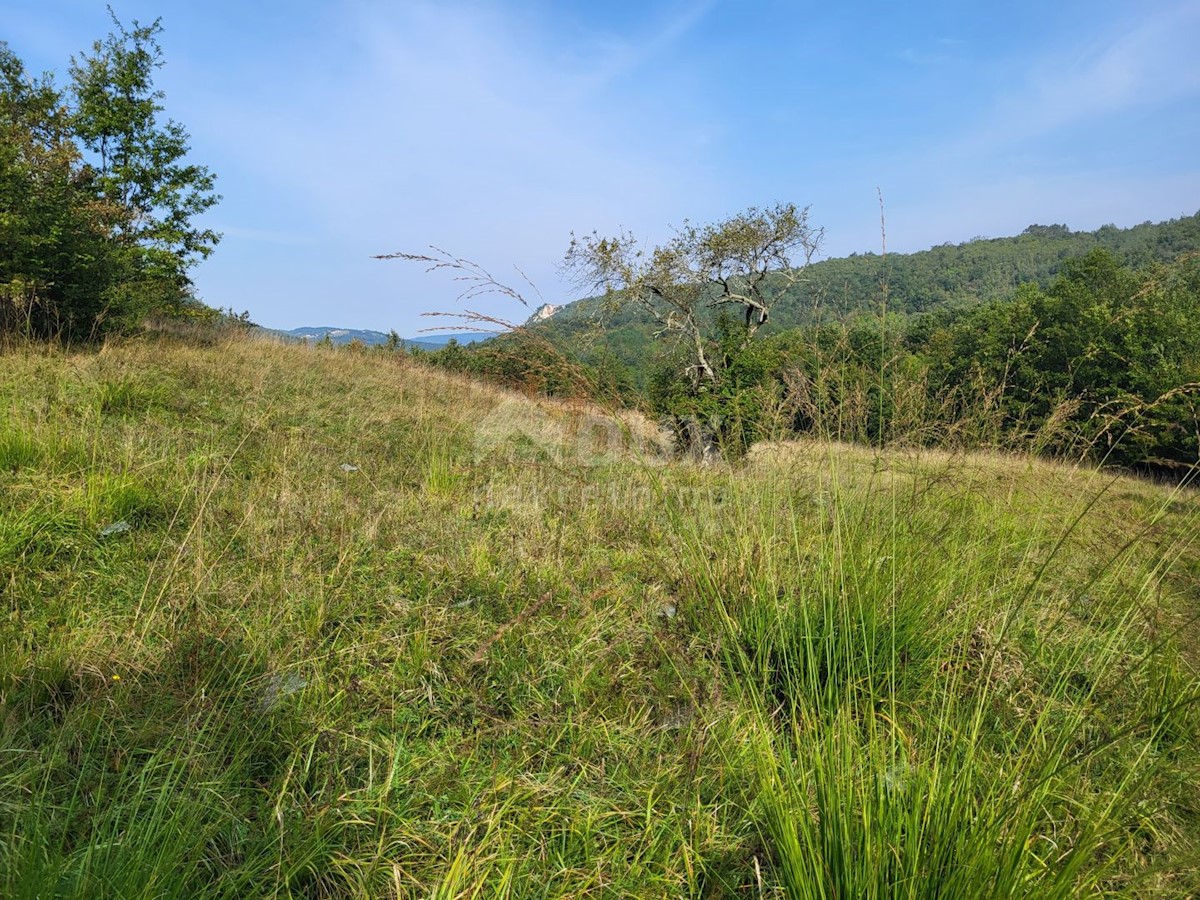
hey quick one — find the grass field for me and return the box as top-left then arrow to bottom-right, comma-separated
1,333 -> 1198,897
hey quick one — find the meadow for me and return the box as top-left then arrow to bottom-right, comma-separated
1,332 -> 1198,897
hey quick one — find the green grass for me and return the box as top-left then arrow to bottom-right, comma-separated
0,332 -> 1197,897
672,461 -> 1198,897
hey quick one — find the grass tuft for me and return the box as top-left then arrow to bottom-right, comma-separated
0,334 -> 1197,896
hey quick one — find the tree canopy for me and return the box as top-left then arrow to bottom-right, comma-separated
0,12 -> 218,340
563,202 -> 823,384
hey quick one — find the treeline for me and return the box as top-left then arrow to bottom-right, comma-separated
777,215 -> 1200,319
749,249 -> 1200,471
418,248 -> 1200,474
1,16 -> 218,341
539,213 -> 1200,381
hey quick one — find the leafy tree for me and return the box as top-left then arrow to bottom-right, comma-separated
1022,224 -> 1071,238
918,250 -> 1200,469
69,10 -> 220,292
560,203 -> 823,456
645,309 -> 790,455
0,44 -> 122,336
0,13 -> 219,339
563,202 -> 823,385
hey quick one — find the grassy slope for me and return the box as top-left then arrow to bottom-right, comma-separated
1,334 -> 1198,897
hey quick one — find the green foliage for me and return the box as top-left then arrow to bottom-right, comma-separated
563,203 -> 822,387
546,228 -> 1200,471
923,250 -> 1200,470
648,311 -> 786,457
0,13 -> 218,341
69,12 -> 220,278
0,45 -> 121,337
422,330 -> 624,402
559,204 -> 824,458
539,212 -> 1200,380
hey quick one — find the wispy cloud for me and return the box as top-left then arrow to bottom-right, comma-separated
31,0 -> 1182,329
572,0 -> 718,93
964,1 -> 1200,148
187,0 -> 719,328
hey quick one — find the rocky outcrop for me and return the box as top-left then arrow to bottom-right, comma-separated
528,303 -> 561,324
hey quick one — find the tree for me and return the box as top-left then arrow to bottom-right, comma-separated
918,249 -> 1200,470
69,9 -> 220,291
0,13 -> 219,339
381,204 -> 822,456
560,203 -> 822,456
0,43 -> 123,336
562,202 -> 823,385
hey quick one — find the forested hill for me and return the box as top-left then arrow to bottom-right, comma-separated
536,212 -> 1200,364
776,213 -> 1200,319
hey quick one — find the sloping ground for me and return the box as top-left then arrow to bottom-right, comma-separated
1,334 -> 1197,897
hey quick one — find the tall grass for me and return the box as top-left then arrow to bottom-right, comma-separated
666,453 -> 1200,897
0,332 -> 1197,895
776,322 -> 1089,457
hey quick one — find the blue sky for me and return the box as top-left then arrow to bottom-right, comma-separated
6,0 -> 1200,333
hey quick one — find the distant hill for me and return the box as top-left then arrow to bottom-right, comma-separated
271,327 -> 495,349
533,211 -> 1200,377
408,331 -> 497,349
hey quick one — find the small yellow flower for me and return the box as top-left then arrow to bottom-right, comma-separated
112,674 -> 120,681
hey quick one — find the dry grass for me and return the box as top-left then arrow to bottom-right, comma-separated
1,331 -> 1197,897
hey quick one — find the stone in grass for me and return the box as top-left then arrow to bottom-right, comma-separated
258,672 -> 307,712
99,520 -> 132,537
340,463 -> 359,472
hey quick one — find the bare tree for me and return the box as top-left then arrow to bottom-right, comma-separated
562,202 -> 823,384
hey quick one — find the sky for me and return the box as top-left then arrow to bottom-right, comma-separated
6,0 -> 1200,334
